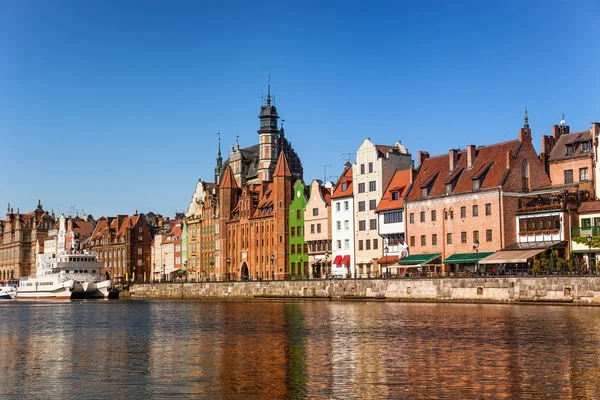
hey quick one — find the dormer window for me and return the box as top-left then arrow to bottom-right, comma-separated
582,141 -> 591,153
445,183 -> 453,194
421,187 -> 429,197
566,144 -> 574,155
472,179 -> 480,191
342,182 -> 347,191
391,191 -> 399,201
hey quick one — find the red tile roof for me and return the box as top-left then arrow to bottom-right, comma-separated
376,169 -> 413,212
548,130 -> 592,162
331,166 -> 353,199
219,165 -> 238,189
273,152 -> 292,177
578,201 -> 600,214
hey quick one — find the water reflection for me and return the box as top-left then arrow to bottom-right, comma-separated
1,301 -> 600,399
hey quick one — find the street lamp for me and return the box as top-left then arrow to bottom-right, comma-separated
270,254 -> 275,280
162,263 -> 166,282
226,258 -> 231,281
384,245 -> 389,279
153,262 -> 156,282
10,269 -> 13,280
587,234 -> 593,275
473,240 -> 480,275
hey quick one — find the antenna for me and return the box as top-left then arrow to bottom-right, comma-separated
61,202 -> 81,217
320,164 -> 332,183
341,153 -> 355,164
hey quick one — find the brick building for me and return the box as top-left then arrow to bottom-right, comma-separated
88,214 -> 152,283
403,118 -> 552,274
0,201 -> 55,279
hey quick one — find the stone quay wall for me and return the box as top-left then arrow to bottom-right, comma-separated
129,276 -> 600,305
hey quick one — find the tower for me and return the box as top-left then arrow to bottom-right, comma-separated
273,151 -> 292,279
257,77 -> 280,182
214,134 -> 223,185
218,165 -> 238,280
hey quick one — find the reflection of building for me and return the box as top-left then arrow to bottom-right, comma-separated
331,164 -> 355,277
375,169 -> 414,276
353,139 -> 413,277
0,201 -> 55,279
304,179 -> 332,279
404,116 -> 553,273
88,214 -> 152,283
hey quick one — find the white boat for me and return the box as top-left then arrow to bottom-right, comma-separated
0,280 -> 17,299
17,252 -> 112,299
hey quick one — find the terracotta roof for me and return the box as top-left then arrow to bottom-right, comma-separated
331,166 -> 353,199
548,130 -> 592,162
375,145 -> 391,158
376,169 -> 412,212
273,152 -> 292,177
578,201 -> 600,214
219,165 -> 238,189
407,140 -> 521,201
321,187 -> 331,206
71,220 -> 93,236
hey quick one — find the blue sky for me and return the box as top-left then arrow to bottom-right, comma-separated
1,0 -> 598,218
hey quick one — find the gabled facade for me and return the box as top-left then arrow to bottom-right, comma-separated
353,139 -> 413,277
404,119 -> 552,273
289,180 -> 308,278
304,179 -> 332,278
331,164 -> 355,277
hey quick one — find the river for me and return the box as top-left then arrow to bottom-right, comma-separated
0,300 -> 599,399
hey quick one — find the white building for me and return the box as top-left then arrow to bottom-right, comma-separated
151,232 -> 174,281
353,139 -> 413,277
331,164 -> 355,277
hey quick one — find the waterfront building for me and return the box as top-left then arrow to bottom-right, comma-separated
181,220 -> 188,270
331,164 -> 355,278
289,180 -> 308,278
65,214 -> 95,251
571,201 -> 600,271
375,169 -> 414,277
304,179 -> 332,278
0,201 -> 55,279
88,214 -> 152,283
353,139 -> 413,277
403,116 -> 553,274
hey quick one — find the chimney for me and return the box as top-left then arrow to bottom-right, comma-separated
592,122 -> 600,142
506,150 -> 511,169
552,124 -> 569,140
418,151 -> 430,167
467,145 -> 476,168
519,127 -> 532,142
449,149 -> 458,171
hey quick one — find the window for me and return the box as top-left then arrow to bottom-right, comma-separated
297,210 -> 301,219
291,227 -> 296,236
410,213 -> 415,224
472,179 -> 480,191
420,211 -> 425,223
582,218 -> 591,227
317,224 -> 321,233
344,201 -> 349,211
432,234 -> 437,246
311,224 -> 315,234
297,226 -> 302,236
582,141 -> 591,153
566,144 -> 574,155
410,236 -> 415,247
421,187 -> 429,197
384,211 -> 403,224
473,230 -> 480,243
341,183 -> 347,191
565,169 -> 573,184
472,205 -> 479,217
431,210 -> 436,221
337,240 -> 342,250
391,191 -> 399,200
360,164 -> 365,174
522,159 -> 530,191
460,206 -> 466,218
421,235 -> 426,246
447,233 -> 452,244
139,227 -> 142,233
594,217 -> 600,227
344,220 -> 349,230
369,219 -> 377,230
137,248 -> 142,255
365,240 -> 371,250
358,201 -> 366,212
358,240 -> 363,250
368,162 -> 373,173
485,203 -> 492,216
580,168 -> 589,181
313,208 -> 319,216
369,200 -> 376,210
486,229 -> 492,242
358,183 -> 365,193
445,183 -> 453,194
359,220 -> 366,231
336,221 -> 341,231
291,245 -> 295,254
344,239 -> 350,249
336,202 -> 341,212
369,181 -> 376,191
373,239 -> 378,249
461,231 -> 467,244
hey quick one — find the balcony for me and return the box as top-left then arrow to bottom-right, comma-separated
571,226 -> 600,238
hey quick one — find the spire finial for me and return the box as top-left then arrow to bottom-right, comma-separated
267,74 -> 271,106
217,131 -> 221,157
524,107 -> 529,129
236,134 -> 240,150
560,113 -> 566,126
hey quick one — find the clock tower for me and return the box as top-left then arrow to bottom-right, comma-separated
257,78 -> 280,182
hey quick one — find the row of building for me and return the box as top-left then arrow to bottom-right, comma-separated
1,87 -> 599,282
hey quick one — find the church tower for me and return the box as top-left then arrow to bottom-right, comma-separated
214,134 -> 223,186
257,77 -> 280,182
273,151 -> 292,280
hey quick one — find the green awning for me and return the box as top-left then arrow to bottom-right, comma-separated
397,253 -> 441,265
443,252 -> 495,264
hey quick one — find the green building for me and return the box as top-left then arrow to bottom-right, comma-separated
289,180 -> 308,278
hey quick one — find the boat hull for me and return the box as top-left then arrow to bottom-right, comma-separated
17,277 -> 112,300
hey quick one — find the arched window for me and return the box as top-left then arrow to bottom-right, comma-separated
522,160 -> 530,191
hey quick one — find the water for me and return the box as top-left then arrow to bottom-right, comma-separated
1,300 -> 600,399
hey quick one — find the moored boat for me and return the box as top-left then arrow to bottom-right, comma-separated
0,280 -> 17,299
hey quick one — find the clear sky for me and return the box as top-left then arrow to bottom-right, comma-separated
1,0 -> 598,219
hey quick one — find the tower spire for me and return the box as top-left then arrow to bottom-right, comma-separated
524,107 -> 529,129
267,74 -> 271,106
